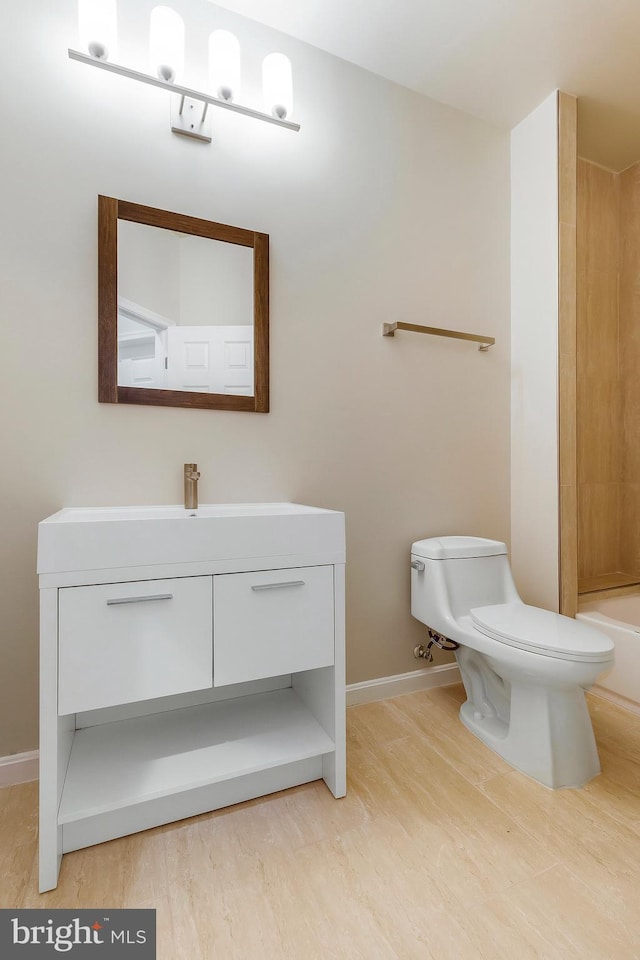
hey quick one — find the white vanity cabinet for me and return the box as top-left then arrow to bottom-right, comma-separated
37,503 -> 346,893
213,566 -> 335,685
58,576 -> 213,714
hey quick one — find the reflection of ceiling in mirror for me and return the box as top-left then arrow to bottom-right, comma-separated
117,221 -> 254,329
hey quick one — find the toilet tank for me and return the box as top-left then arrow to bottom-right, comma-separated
411,536 -> 521,632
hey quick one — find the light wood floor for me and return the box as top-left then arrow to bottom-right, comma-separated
2,684 -> 640,959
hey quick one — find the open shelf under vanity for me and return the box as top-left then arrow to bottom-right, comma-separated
58,687 -> 336,853
60,688 -> 334,824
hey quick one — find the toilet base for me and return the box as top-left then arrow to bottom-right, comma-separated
457,648 -> 601,788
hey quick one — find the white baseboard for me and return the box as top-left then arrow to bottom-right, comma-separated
0,750 -> 39,788
346,663 -> 461,706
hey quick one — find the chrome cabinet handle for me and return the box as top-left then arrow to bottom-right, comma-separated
251,580 -> 305,592
410,560 -> 425,572
106,594 -> 174,605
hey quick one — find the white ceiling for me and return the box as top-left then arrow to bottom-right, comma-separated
211,0 -> 640,171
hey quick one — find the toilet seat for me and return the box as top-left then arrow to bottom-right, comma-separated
470,603 -> 614,663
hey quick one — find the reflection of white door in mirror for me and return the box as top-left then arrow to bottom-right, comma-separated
117,299 -> 254,394
117,298 -> 169,389
118,337 -> 166,388
167,326 -> 254,395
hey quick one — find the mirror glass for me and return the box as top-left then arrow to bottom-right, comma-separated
98,196 -> 269,413
117,223 -> 254,396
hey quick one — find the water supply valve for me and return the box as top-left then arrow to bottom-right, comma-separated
414,627 -> 459,662
413,643 -> 433,662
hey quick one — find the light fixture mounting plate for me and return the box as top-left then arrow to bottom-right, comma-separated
170,96 -> 212,143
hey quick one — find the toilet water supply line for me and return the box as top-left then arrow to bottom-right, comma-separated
409,559 -> 460,661
414,629 -> 460,662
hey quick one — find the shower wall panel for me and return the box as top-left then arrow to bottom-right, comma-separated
619,162 -> 640,576
577,159 -> 621,584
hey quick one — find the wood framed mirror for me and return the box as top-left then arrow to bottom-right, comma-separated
98,196 -> 269,412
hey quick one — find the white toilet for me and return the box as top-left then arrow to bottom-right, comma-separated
410,536 -> 614,788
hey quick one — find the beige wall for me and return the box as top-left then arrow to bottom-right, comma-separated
0,0 -> 510,757
510,92 -> 581,615
510,92 -> 560,611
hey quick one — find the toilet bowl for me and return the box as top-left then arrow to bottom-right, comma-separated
411,536 -> 614,788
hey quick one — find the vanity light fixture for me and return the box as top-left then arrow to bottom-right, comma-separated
262,53 -> 293,121
209,30 -> 241,103
149,5 -> 184,83
77,0 -> 117,62
69,2 -> 300,140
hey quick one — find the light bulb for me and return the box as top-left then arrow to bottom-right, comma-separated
209,30 -> 241,103
78,0 -> 117,61
262,53 -> 293,120
149,6 -> 184,83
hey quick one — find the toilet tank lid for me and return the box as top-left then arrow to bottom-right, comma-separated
411,536 -> 508,560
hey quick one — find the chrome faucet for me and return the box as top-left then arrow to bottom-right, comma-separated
184,463 -> 201,510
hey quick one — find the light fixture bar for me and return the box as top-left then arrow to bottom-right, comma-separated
68,48 -> 301,131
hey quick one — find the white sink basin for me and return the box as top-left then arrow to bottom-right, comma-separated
44,503 -> 319,522
38,503 -> 345,574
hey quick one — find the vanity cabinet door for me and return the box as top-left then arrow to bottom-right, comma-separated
58,576 -> 213,714
213,566 -> 335,686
